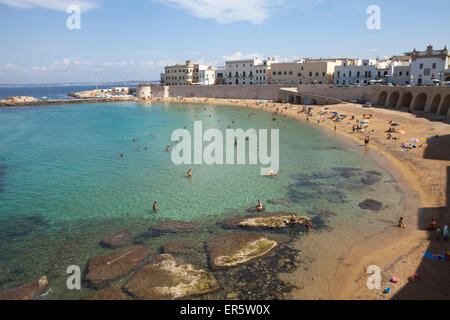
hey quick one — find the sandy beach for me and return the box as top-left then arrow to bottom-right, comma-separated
148,96 -> 450,300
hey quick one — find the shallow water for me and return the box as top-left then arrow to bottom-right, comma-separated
0,102 -> 403,299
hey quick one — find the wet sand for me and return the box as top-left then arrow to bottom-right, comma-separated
149,96 -> 450,300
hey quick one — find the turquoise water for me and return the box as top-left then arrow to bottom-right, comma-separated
0,102 -> 403,299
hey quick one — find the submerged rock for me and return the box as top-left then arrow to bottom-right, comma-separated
150,220 -> 202,234
88,287 -> 128,300
267,198 -> 295,207
206,232 -> 277,270
124,254 -> 218,300
85,245 -> 152,288
101,230 -> 131,248
291,173 -> 312,180
366,170 -> 383,176
341,171 -> 355,179
162,241 -> 197,254
359,199 -> 383,211
333,167 -> 362,172
0,276 -> 48,300
361,175 -> 382,185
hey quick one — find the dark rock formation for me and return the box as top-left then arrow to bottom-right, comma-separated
100,230 -> 131,248
88,287 -> 129,300
359,199 -> 383,211
0,276 -> 48,300
85,245 -> 152,288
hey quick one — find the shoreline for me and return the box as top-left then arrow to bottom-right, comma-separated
146,96 -> 449,300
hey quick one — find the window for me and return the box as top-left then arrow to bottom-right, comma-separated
399,71 -> 403,76
309,72 -> 312,77
357,71 -> 360,78
432,63 -> 436,69
289,71 -> 293,75
406,72 -> 409,76
420,64 -> 423,69
349,71 -> 352,77
323,72 -> 326,77
315,72 -> 319,77
298,73 -> 302,77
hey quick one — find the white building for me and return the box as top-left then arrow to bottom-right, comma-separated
225,58 -> 277,85
198,66 -> 216,85
334,59 -> 390,85
406,45 -> 450,86
160,60 -> 215,86
387,56 -> 412,85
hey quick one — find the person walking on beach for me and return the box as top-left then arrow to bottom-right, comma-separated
153,201 -> 158,212
364,136 -> 370,145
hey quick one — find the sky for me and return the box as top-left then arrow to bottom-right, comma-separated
0,0 -> 449,84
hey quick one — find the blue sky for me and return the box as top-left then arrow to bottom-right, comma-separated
0,0 -> 449,84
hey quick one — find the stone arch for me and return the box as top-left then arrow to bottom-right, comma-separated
311,99 -> 318,105
429,94 -> 441,114
377,91 -> 388,106
303,97 -> 309,105
289,95 -> 295,103
438,94 -> 450,116
399,92 -> 413,108
446,76 -> 450,81
295,96 -> 302,104
412,93 -> 427,111
387,91 -> 400,108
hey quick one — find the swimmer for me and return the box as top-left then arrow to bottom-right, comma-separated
120,153 -> 124,158
144,146 -> 148,151
188,169 -> 192,178
166,145 -> 171,152
137,146 -> 141,151
153,201 -> 158,212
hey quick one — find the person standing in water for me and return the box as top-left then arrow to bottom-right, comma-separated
305,219 -> 312,232
153,201 -> 158,212
256,200 -> 263,211
188,169 -> 192,178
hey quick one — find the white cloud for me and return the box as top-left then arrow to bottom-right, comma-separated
156,0 -> 283,24
223,52 -> 264,61
0,0 -> 100,12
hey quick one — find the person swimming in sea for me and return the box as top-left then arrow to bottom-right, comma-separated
137,146 -> 141,151
166,145 -> 171,152
153,201 -> 158,212
188,169 -> 192,178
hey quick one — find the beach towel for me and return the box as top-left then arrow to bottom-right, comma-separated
423,252 -> 445,261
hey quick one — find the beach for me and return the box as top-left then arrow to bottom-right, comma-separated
150,96 -> 450,300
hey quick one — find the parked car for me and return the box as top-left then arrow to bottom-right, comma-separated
363,102 -> 373,107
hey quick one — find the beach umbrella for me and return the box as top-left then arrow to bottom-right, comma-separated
391,123 -> 400,127
410,138 -> 420,143
332,111 -> 338,114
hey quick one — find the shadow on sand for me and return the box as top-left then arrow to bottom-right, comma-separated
392,135 -> 449,300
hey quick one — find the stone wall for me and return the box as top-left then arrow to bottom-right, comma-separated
163,85 -> 285,100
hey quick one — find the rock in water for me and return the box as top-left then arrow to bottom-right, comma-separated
366,170 -> 383,176
85,245 -> 152,288
359,199 -> 383,211
150,220 -> 202,234
0,276 -> 48,300
88,287 -> 128,300
101,230 -> 131,248
206,232 -> 277,270
124,254 -> 218,300
361,175 -> 382,185
162,241 -> 197,254
220,213 -> 310,229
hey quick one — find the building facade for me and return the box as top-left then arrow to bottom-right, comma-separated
406,45 -> 450,86
271,60 -> 342,85
334,59 -> 392,85
215,67 -> 226,85
198,66 -> 216,85
225,58 -> 276,85
160,60 -> 215,86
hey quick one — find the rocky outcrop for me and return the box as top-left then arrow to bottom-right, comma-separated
0,96 -> 40,105
88,287 -> 129,300
150,220 -> 202,234
85,245 -> 152,288
162,241 -> 197,254
220,213 -> 310,230
124,254 -> 218,300
206,232 -> 277,270
0,276 -> 48,300
359,199 -> 383,211
101,230 -> 131,248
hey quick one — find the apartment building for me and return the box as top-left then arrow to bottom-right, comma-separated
160,60 -> 215,86
270,60 -> 342,85
334,59 -> 391,85
225,58 -> 276,85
